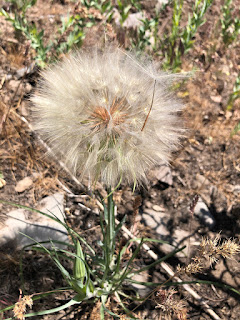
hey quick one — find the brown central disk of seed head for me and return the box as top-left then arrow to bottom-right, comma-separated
90,96 -> 127,131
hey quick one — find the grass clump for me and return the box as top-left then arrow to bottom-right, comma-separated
221,0 -> 240,46
161,0 -> 214,70
0,0 -> 94,67
227,73 -> 240,111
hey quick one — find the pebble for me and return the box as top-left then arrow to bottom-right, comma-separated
141,208 -> 192,257
149,162 -> 173,186
25,83 -> 32,93
233,185 -> 240,194
0,192 -> 68,249
144,200 -> 152,208
194,196 -> 215,229
152,204 -> 164,212
8,79 -> 23,92
15,176 -> 33,192
130,272 -> 151,297
142,208 -> 169,236
74,209 -> 81,216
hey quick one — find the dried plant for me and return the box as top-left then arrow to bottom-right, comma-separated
178,234 -> 240,275
13,293 -> 33,320
199,233 -> 240,266
177,256 -> 203,276
154,288 -> 187,320
31,47 -> 184,187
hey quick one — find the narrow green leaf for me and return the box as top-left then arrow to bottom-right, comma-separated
0,200 -> 96,254
74,241 -> 86,281
129,245 -> 186,274
114,292 -> 139,319
7,297 -> 79,319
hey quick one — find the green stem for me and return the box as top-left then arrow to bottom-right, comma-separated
100,188 -> 115,288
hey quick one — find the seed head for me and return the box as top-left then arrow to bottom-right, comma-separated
31,47 -> 184,187
199,234 -> 240,266
177,256 -> 203,275
154,288 -> 188,320
13,295 -> 33,320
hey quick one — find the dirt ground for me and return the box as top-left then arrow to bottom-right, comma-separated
0,0 -> 239,319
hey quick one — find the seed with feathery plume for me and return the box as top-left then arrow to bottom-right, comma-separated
31,47 -> 184,187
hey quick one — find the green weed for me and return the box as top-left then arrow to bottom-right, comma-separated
0,199 -> 183,320
221,0 -> 240,45
162,0 -> 214,70
80,0 -> 114,21
131,0 -> 213,70
131,15 -> 159,53
6,0 -> 37,14
117,0 -> 141,25
80,0 -> 141,25
231,122 -> 240,137
227,73 -> 240,110
1,1 -> 94,67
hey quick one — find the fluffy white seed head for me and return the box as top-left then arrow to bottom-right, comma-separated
31,47 -> 184,187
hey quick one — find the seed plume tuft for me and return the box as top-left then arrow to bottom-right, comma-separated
31,47 -> 184,187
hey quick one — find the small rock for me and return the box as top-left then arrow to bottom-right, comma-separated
125,201 -> 133,211
194,196 -> 215,228
172,228 -> 197,255
15,62 -> 36,79
37,192 -> 65,219
15,176 -> 33,192
152,204 -> 165,212
25,83 -> 32,93
194,174 -> 210,188
130,272 -> 151,297
0,178 -> 6,188
148,162 -> 173,186
113,9 -> 145,29
144,200 -> 152,209
19,101 -> 29,117
210,95 -> 222,103
8,79 -> 23,92
142,208 -> 173,253
156,0 -> 169,9
32,172 -> 41,180
74,209 -> 81,216
224,184 -> 235,193
0,193 -> 68,249
233,185 -> 240,194
142,208 -> 168,235
122,12 -> 145,29
225,184 -> 240,194
142,208 -> 196,257
225,110 -> 232,120
204,136 -> 213,145
221,65 -> 230,75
